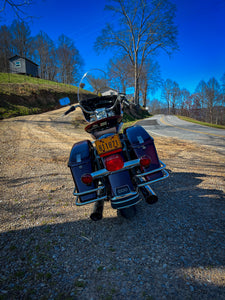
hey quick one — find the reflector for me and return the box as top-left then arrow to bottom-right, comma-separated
105,154 -> 124,172
140,155 -> 151,168
81,174 -> 93,185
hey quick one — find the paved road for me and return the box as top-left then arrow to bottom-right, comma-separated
137,114 -> 225,154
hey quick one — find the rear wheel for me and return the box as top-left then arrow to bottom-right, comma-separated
118,205 -> 136,219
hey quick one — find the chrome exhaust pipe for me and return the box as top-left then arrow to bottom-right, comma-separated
139,184 -> 158,205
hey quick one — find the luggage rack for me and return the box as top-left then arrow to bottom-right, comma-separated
73,159 -> 169,206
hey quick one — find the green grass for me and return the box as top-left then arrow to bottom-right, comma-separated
0,105 -> 41,118
0,72 -> 79,96
178,115 -> 225,129
0,72 -> 77,88
0,72 -> 87,119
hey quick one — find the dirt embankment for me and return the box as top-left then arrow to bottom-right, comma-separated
0,108 -> 225,299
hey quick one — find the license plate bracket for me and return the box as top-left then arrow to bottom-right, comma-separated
95,134 -> 122,156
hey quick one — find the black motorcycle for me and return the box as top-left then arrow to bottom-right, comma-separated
65,70 -> 168,220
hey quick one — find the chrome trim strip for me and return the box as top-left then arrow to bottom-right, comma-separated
111,191 -> 137,200
111,192 -> 140,204
137,169 -> 169,187
73,185 -> 105,196
90,158 -> 140,179
75,195 -> 108,206
135,160 -> 166,177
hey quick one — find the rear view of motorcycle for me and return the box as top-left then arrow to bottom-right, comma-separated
65,70 -> 169,220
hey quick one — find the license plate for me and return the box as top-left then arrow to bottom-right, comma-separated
95,134 -> 122,155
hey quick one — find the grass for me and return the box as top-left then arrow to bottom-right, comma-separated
178,115 -> 225,129
0,72 -> 87,119
0,72 -> 79,95
0,72 -> 77,88
0,105 -> 41,118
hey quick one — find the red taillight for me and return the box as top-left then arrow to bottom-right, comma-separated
81,173 -> 93,185
105,154 -> 124,172
140,155 -> 151,168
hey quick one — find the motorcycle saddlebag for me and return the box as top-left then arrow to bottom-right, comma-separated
124,125 -> 163,181
68,140 -> 96,202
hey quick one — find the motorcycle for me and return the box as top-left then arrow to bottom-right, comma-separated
65,70 -> 169,221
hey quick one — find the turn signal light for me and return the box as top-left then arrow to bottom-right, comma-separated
81,174 -> 93,185
140,155 -> 151,168
105,154 -> 124,172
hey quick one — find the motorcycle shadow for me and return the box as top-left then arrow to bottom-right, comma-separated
1,170 -> 225,298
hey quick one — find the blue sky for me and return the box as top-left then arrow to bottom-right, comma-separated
1,0 -> 225,97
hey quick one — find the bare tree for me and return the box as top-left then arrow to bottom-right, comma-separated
95,0 -> 178,105
10,20 -> 32,58
161,79 -> 173,114
179,88 -> 190,116
33,31 -> 57,80
107,55 -> 133,93
195,80 -> 208,120
56,34 -> 84,84
0,0 -> 33,20
87,75 -> 108,94
170,81 -> 180,114
0,25 -> 13,72
149,98 -> 162,114
139,59 -> 161,107
206,77 -> 221,124
221,73 -> 225,104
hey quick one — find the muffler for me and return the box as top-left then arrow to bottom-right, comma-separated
139,185 -> 158,205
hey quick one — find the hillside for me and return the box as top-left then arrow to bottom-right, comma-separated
0,73 -> 150,120
0,73 -> 81,119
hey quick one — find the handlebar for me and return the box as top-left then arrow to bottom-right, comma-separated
64,106 -> 76,115
64,94 -> 127,116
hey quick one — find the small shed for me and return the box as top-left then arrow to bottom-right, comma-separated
9,55 -> 39,77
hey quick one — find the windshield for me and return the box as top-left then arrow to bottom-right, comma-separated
77,69 -> 121,123
78,69 -> 109,103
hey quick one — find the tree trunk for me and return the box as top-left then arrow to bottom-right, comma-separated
134,55 -> 139,105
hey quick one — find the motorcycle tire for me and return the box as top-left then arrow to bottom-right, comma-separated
118,205 -> 136,219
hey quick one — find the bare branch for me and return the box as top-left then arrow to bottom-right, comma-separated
0,0 -> 33,20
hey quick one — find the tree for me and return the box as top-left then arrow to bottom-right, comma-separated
170,81 -> 180,114
33,31 -> 57,80
161,79 -> 180,114
10,20 -> 32,58
0,0 -> 33,20
206,77 -> 221,124
221,73 -> 225,104
0,25 -> 13,72
149,98 -> 162,114
87,75 -> 108,94
195,78 -> 222,123
56,34 -> 84,84
195,80 -> 208,121
139,59 -> 161,107
107,55 -> 133,93
179,88 -> 190,116
161,79 -> 173,114
95,0 -> 178,105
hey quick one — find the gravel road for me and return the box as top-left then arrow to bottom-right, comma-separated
1,108 -> 225,299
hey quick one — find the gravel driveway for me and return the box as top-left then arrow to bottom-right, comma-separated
0,108 -> 225,299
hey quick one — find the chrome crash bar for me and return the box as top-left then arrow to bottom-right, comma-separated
73,159 -> 169,206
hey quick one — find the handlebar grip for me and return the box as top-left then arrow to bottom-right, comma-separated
64,106 -> 75,115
